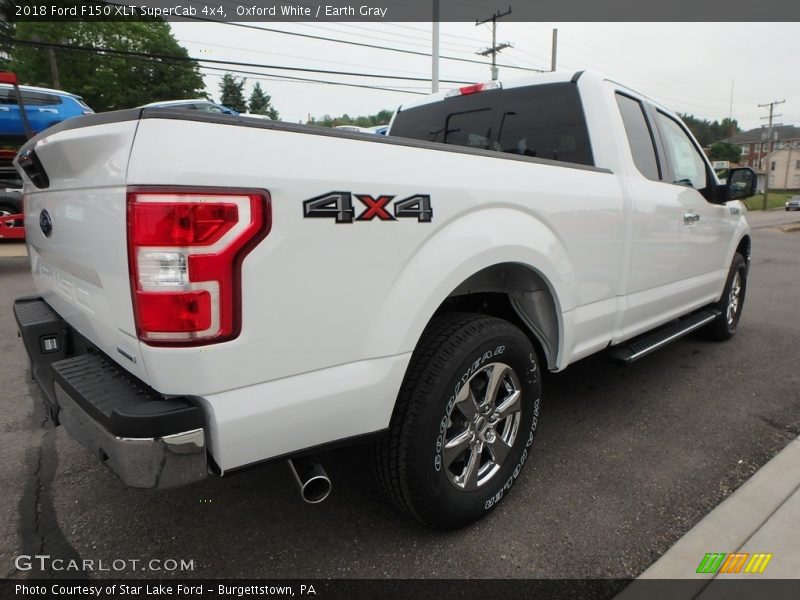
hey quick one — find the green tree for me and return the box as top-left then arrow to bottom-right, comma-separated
680,114 -> 741,147
311,109 -> 393,128
7,21 -> 205,112
709,141 -> 742,162
247,82 -> 278,119
219,73 -> 247,113
0,18 -> 13,71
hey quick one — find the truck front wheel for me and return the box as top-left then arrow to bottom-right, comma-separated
704,253 -> 747,341
374,313 -> 542,529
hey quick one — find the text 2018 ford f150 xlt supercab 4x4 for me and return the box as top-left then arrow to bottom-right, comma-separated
12,71 -> 756,528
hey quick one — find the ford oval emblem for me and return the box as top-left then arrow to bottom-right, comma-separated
39,209 -> 52,237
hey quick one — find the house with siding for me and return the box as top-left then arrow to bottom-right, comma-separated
724,124 -> 800,171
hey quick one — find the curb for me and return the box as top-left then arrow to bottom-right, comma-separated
617,437 -> 800,599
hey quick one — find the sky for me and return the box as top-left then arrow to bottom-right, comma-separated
169,21 -> 800,130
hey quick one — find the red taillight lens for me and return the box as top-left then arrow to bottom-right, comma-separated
135,291 -> 212,332
459,83 -> 486,95
131,203 -> 239,246
127,187 -> 270,345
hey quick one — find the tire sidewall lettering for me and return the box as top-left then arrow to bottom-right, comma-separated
429,334 -> 540,514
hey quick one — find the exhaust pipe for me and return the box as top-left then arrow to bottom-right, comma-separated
287,456 -> 331,504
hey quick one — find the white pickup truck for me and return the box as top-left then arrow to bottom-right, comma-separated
13,71 -> 755,529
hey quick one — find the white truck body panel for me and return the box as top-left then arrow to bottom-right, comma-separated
23,120 -> 148,381
16,70 -> 750,473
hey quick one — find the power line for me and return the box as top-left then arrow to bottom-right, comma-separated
2,36 -> 475,85
180,38 -> 438,79
93,0 -> 539,73
212,20 -> 542,73
197,65 -> 428,96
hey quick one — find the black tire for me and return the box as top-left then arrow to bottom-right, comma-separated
374,312 -> 542,529
704,253 -> 747,341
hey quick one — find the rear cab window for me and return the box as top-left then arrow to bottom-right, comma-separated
390,82 -> 594,166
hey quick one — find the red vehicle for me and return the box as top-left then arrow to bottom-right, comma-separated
0,72 -> 29,240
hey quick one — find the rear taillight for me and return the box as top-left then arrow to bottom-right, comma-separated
127,187 -> 270,345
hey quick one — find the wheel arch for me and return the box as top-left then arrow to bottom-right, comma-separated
440,263 -> 562,370
363,209 -> 574,372
736,234 -> 751,270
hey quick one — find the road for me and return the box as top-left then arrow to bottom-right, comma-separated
1,209 -> 799,580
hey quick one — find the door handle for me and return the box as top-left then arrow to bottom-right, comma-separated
0,107 -> 9,112
683,213 -> 700,224
37,108 -> 58,114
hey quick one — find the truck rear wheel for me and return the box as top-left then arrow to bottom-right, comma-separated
374,312 -> 541,529
704,253 -> 747,341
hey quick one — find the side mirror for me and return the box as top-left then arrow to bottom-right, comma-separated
727,167 -> 757,200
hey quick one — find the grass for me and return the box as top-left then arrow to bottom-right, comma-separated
743,192 -> 793,211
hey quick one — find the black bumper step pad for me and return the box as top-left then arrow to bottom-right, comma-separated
51,353 -> 203,439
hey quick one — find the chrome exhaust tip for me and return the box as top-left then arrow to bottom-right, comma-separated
287,456 -> 331,504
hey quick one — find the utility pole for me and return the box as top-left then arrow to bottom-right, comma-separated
476,6 -> 512,81
758,99 -> 785,210
550,28 -> 558,71
432,0 -> 439,93
30,35 -> 60,88
728,79 -> 734,125
48,48 -> 59,88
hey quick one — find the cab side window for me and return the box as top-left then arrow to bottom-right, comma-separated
655,111 -> 709,190
615,93 -> 660,180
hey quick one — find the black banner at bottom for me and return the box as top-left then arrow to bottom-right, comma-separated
3,579 -> 800,600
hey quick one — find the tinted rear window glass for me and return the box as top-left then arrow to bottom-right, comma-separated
390,82 -> 594,166
0,89 -> 62,106
22,91 -> 62,105
615,93 -> 660,180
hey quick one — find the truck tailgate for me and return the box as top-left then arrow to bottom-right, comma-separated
18,116 -> 149,383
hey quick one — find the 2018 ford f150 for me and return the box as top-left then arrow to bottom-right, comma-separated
13,71 -> 756,529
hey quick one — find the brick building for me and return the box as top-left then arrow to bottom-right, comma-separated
724,124 -> 800,171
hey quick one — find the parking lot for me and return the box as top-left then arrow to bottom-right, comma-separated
1,209 -> 799,580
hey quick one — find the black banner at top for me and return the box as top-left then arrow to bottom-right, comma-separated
3,0 -> 800,22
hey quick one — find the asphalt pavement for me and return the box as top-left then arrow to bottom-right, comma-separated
1,209 -> 799,580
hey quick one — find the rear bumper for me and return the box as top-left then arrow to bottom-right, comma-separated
13,296 -> 208,489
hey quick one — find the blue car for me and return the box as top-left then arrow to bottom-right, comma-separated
143,99 -> 239,115
0,84 -> 94,138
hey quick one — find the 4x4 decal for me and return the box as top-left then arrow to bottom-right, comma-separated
303,191 -> 432,223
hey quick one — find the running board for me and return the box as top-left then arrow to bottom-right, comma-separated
609,309 -> 720,363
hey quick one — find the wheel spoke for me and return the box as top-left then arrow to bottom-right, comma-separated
455,384 -> 479,420
484,363 -> 509,408
461,445 -> 482,490
494,390 -> 521,421
487,436 -> 512,465
443,430 -> 472,468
